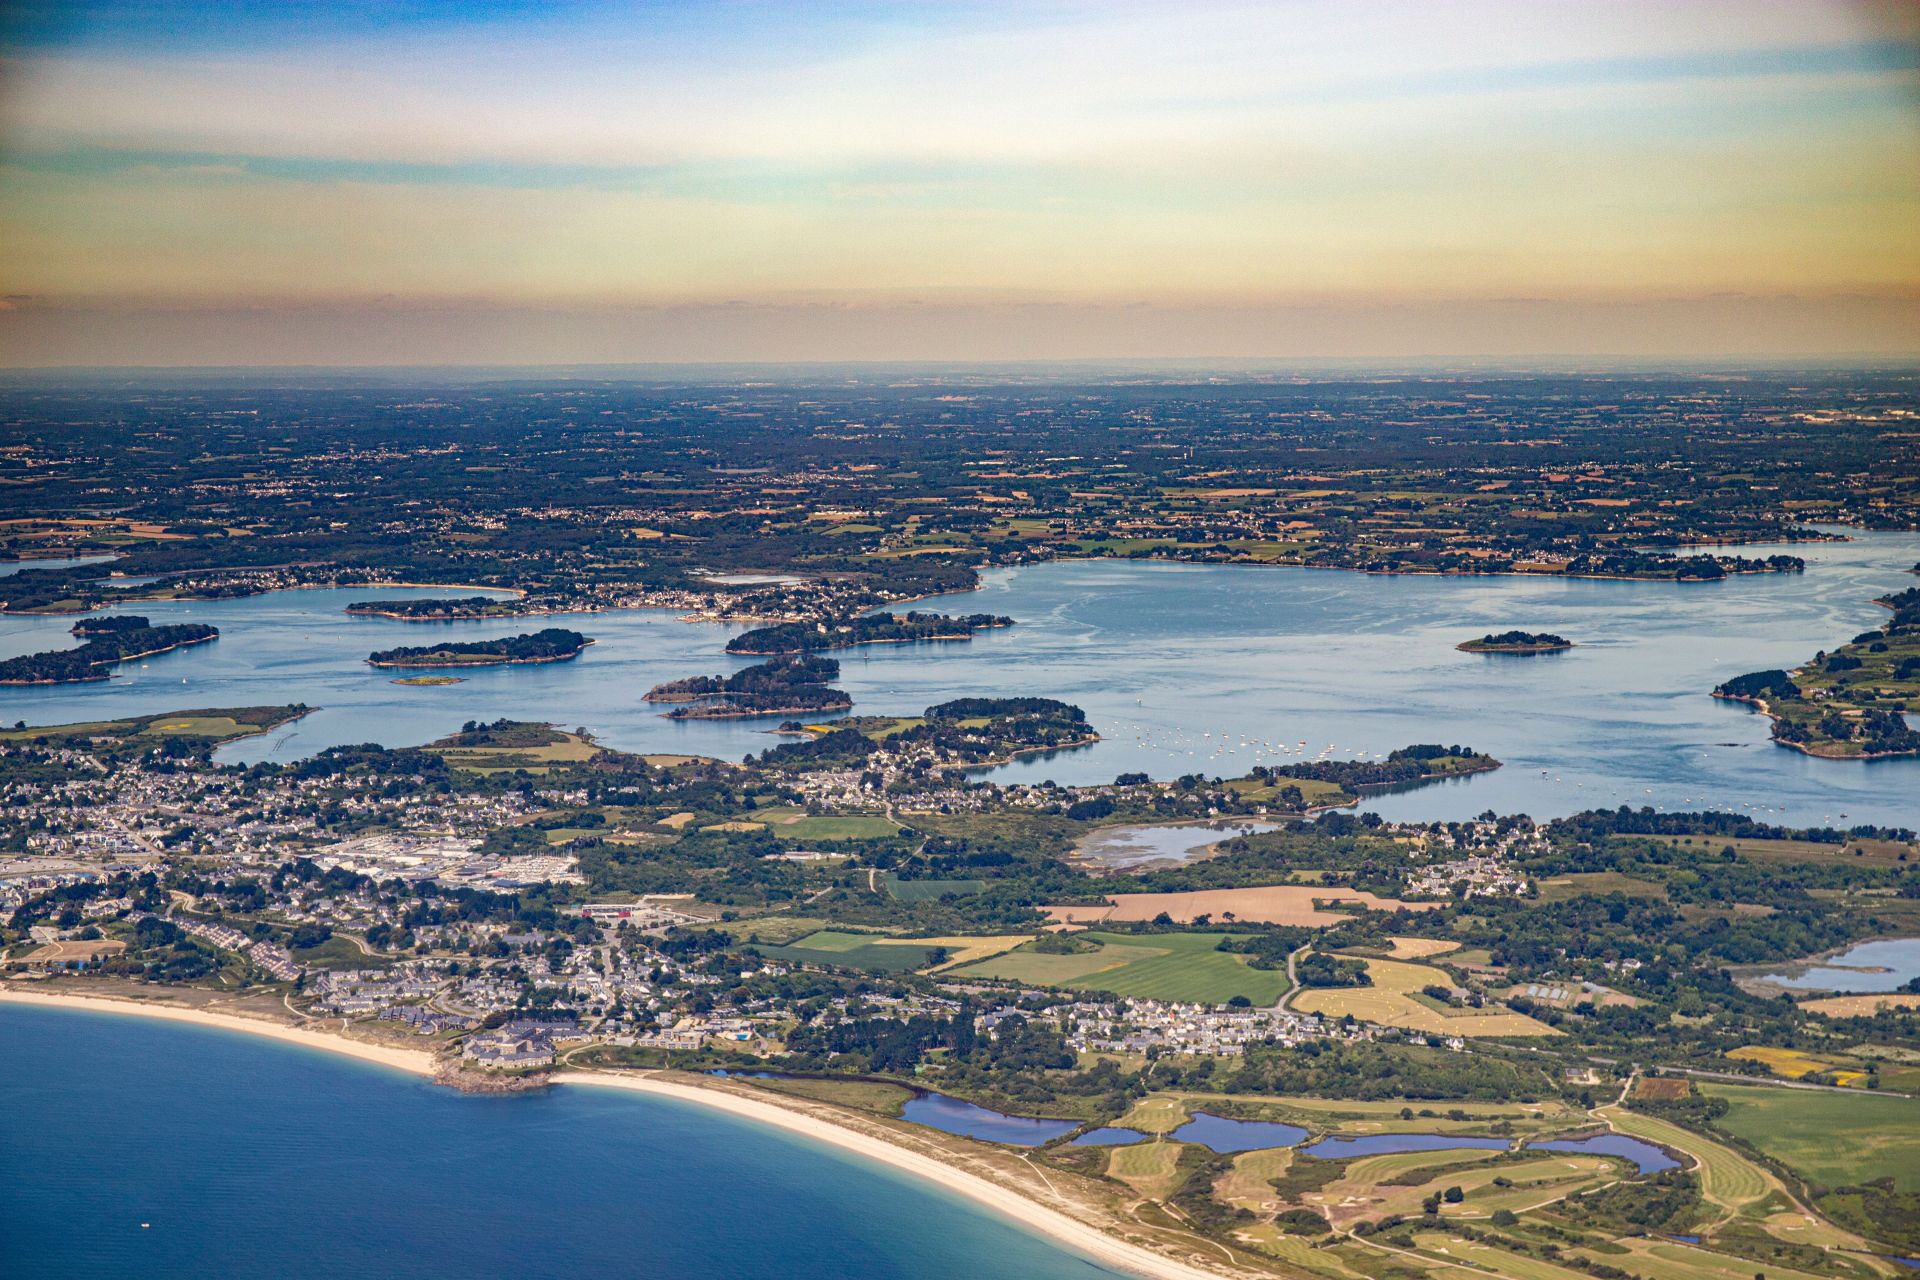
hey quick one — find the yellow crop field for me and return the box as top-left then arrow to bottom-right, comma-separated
911,934 -> 1035,969
1380,937 -> 1461,960
1799,992 -> 1920,1017
1291,958 -> 1560,1037
1726,1045 -> 1866,1086
1049,885 -> 1433,928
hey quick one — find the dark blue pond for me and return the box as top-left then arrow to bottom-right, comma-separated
1167,1113 -> 1309,1153
1071,1113 -> 1312,1152
1301,1133 -> 1511,1159
898,1094 -> 1080,1146
1526,1133 -> 1676,1173
707,1072 -> 1080,1148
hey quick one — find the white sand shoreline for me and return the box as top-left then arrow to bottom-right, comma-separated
2,987 -> 1231,1280
558,1071 -> 1230,1280
0,987 -> 438,1075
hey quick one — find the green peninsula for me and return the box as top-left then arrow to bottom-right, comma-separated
0,616 -> 219,685
646,655 -> 852,719
1715,585 -> 1920,758
727,612 -> 1013,656
346,596 -> 525,620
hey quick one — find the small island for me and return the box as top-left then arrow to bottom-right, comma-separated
646,654 -> 851,719
347,596 -> 523,621
366,628 -> 591,669
751,696 -> 1098,771
0,617 -> 220,685
392,675 -> 466,686
726,611 -> 1013,656
1458,630 -> 1573,654
1248,743 -> 1502,799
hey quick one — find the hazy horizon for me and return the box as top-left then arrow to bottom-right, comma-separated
2,0 -> 1916,365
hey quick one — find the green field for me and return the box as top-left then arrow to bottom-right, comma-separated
883,873 -> 986,901
745,806 -> 900,841
1599,1107 -> 1780,1218
1536,871 -> 1668,902
290,935 -> 388,971
774,814 -> 901,841
948,930 -> 1290,1005
753,929 -> 946,973
1701,1083 -> 1920,1191
740,1074 -> 913,1115
0,705 -> 304,745
1220,775 -> 1352,807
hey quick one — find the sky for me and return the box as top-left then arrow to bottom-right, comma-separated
0,0 -> 1916,365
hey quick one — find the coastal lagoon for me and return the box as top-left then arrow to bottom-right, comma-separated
899,1093 -> 1081,1145
0,554 -> 117,576
1072,820 -> 1283,871
2,527 -> 1917,825
1750,937 -> 1920,994
1524,1134 -> 1678,1174
0,1004 -> 1124,1280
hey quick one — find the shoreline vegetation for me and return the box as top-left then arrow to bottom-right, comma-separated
726,612 -> 1014,656
346,596 -> 533,621
0,617 -> 219,685
753,698 -> 1101,772
646,654 -> 852,720
0,988 -> 1232,1280
0,704 -> 313,746
1713,584 -> 1920,758
365,628 -> 593,669
1456,630 -> 1573,654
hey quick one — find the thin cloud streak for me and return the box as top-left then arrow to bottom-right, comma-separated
0,0 -> 1914,361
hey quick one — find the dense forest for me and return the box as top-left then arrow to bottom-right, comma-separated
646,655 -> 852,718
726,612 -> 1014,655
365,628 -> 591,667
0,619 -> 219,684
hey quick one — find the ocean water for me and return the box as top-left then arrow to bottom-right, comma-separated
0,1004 -> 1123,1280
1,526 -> 1916,826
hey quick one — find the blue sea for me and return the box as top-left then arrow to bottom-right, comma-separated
0,1004 -> 1124,1280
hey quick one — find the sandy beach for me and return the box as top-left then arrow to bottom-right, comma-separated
0,987 -> 437,1077
559,1071 -> 1233,1280
2,986 -> 1233,1280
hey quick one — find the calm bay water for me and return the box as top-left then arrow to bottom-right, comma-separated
1752,937 -> 1920,993
1,527 -> 1916,825
1072,820 -> 1283,871
0,1004 -> 1122,1280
